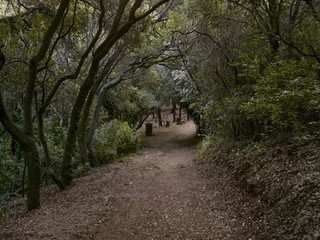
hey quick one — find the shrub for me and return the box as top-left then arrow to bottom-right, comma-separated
0,135 -> 23,195
91,119 -> 139,165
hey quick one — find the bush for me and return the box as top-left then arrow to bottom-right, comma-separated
0,135 -> 23,195
196,135 -> 220,161
241,58 -> 320,136
91,119 -> 139,165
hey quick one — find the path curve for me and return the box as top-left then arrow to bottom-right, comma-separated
0,121 -> 264,240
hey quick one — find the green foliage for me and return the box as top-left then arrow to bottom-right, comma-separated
105,83 -> 160,126
91,120 -> 139,166
182,0 -> 320,141
196,135 -> 221,161
132,88 -> 159,113
44,123 -> 66,171
0,134 -> 23,195
241,58 -> 320,136
199,57 -> 320,141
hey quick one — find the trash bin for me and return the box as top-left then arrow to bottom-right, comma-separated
145,123 -> 153,136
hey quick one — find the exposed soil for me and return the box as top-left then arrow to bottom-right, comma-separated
0,120 -> 267,240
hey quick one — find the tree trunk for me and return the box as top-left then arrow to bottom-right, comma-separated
24,146 -> 41,210
78,91 -> 94,165
0,93 -> 40,208
22,160 -> 26,198
61,0 -> 170,186
24,0 -> 71,209
157,107 -> 162,126
1,0 -> 84,210
61,64 -> 99,186
84,0 -> 170,146
287,0 -> 301,59
267,0 -> 281,56
176,103 -> 182,124
37,112 -> 65,190
86,79 -> 121,148
78,48 -> 122,165
136,114 -> 150,130
172,103 -> 176,122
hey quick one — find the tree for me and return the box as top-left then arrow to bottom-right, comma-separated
0,0 -> 71,210
76,26 -> 181,165
0,0 -> 171,209
60,0 -> 170,186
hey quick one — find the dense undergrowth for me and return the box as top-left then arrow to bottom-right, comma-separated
0,119 -> 140,225
197,136 -> 320,240
0,120 -> 139,204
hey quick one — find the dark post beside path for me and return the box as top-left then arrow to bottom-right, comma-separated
145,123 -> 153,136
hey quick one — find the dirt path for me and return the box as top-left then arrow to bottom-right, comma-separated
0,121 -> 265,240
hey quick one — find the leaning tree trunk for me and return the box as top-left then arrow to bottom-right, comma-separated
78,48 -> 122,165
136,113 -> 150,130
84,0 -> 171,147
61,0 -> 170,187
61,63 -> 99,186
86,78 -> 122,148
62,2 -> 132,184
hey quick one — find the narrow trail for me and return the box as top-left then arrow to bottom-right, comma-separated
0,120 -> 265,240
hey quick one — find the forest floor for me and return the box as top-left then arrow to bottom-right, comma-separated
0,117 -> 268,239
